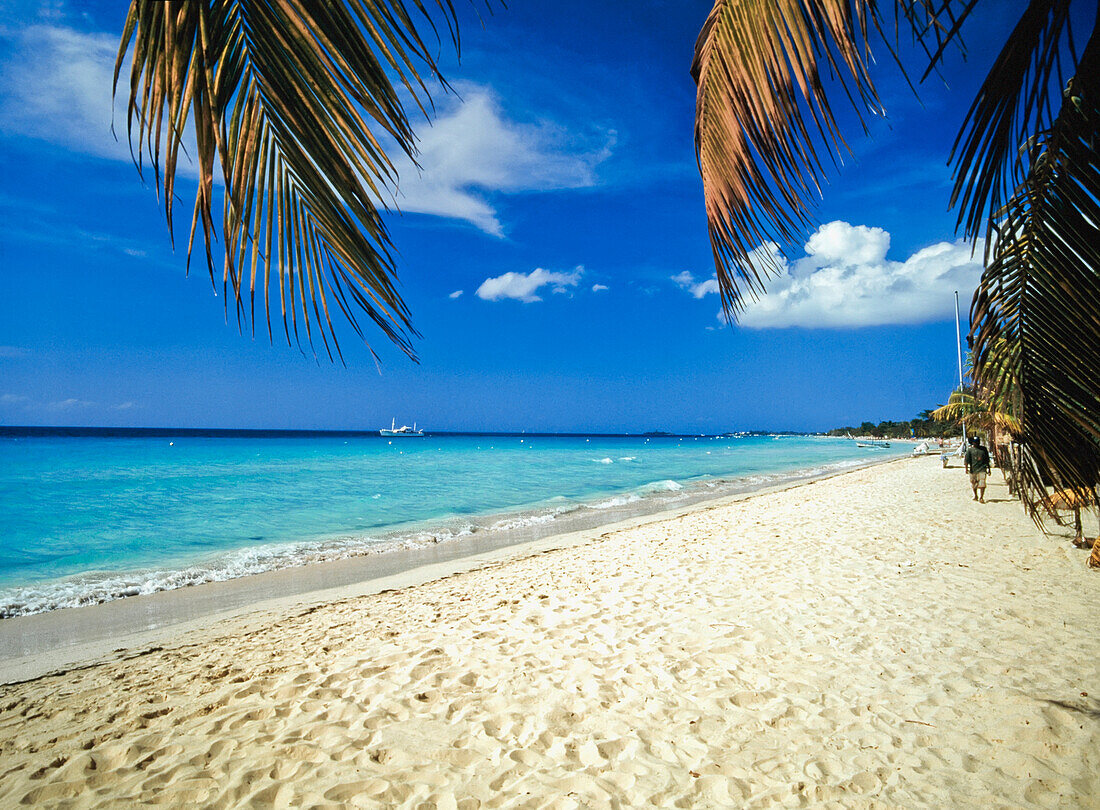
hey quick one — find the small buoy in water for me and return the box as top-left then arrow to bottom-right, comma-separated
169,441 -> 174,446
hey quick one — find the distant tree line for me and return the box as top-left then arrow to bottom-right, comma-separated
827,410 -> 963,440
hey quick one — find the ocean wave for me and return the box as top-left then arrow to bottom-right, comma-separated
0,496 -> 607,618
0,451 -> 890,619
640,479 -> 684,493
591,493 -> 643,509
488,508 -> 573,532
0,524 -> 486,620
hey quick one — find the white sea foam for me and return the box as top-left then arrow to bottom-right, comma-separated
591,493 -> 642,509
489,512 -> 558,531
642,479 -> 684,492
0,441 -> 893,619
0,524 -> 486,619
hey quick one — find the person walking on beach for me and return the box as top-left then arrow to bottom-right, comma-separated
964,436 -> 991,503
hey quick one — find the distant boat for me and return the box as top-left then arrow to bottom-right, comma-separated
380,418 -> 424,438
856,439 -> 891,449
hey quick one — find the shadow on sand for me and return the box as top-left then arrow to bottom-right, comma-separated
1039,698 -> 1100,721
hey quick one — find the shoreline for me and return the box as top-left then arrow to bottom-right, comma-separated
0,437 -> 908,621
2,455 -> 1096,807
0,454 -> 904,685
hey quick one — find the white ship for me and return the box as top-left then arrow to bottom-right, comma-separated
379,418 -> 424,437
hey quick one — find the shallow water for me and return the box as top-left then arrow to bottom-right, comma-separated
0,432 -> 908,616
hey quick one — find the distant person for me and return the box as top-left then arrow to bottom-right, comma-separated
964,436 -> 991,503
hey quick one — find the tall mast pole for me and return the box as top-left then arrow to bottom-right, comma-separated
955,291 -> 967,445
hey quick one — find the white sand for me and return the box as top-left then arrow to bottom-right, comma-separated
1,457 -> 1097,808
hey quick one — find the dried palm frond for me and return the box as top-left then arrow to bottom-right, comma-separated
1049,488 -> 1096,510
970,19 -> 1100,523
691,0 -> 888,316
690,0 -> 1089,318
690,0 -> 981,317
115,0 -> 474,362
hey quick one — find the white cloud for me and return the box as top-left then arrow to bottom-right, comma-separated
46,397 -> 96,411
0,25 -> 130,161
390,86 -> 613,236
735,221 -> 984,329
693,279 -> 719,298
448,289 -> 464,299
0,29 -> 611,237
36,2 -> 67,22
805,221 -> 889,266
672,271 -> 720,299
476,266 -> 583,303
591,284 -> 609,292
0,392 -> 125,412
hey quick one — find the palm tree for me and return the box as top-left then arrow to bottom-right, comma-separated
930,388 -> 1020,438
931,384 -> 1020,489
930,345 -> 1020,472
116,2 -> 1098,544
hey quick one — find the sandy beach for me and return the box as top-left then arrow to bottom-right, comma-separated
1,456 -> 1097,808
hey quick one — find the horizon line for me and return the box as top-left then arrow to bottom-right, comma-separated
0,425 -> 824,438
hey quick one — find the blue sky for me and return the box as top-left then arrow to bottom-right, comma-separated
0,0 -> 1026,432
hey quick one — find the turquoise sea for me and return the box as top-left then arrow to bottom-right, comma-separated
0,431 -> 908,617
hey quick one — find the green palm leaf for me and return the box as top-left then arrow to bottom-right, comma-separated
929,389 -> 979,424
970,19 -> 1100,519
115,0 -> 470,362
930,388 -> 1020,432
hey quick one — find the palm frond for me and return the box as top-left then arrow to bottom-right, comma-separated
115,0 -> 472,362
902,0 -> 981,81
690,0 -> 989,317
930,388 -> 1020,432
691,0 -> 888,316
970,18 -> 1100,521
929,389 -> 977,423
949,0 -> 1078,246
